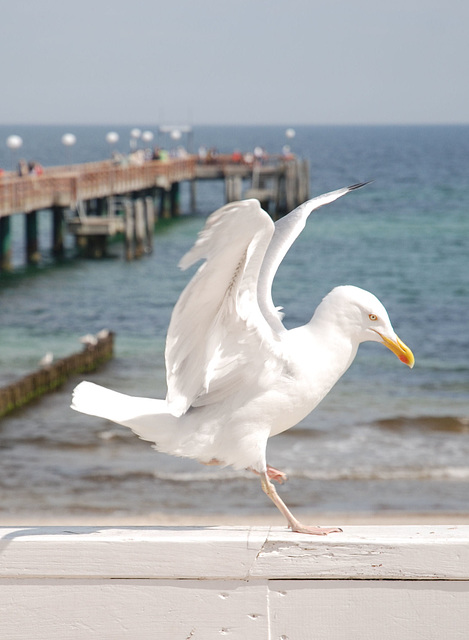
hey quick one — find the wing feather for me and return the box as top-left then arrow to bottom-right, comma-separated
258,183 -> 370,333
165,199 -> 283,417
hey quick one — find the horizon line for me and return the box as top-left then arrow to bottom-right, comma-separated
1,121 -> 469,129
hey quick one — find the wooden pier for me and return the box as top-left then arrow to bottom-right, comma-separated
0,153 -> 309,269
195,154 -> 310,213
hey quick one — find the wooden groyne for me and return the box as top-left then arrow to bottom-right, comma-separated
0,153 -> 309,268
0,330 -> 114,418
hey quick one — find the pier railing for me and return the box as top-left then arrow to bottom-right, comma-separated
0,153 -> 309,268
0,525 -> 467,639
0,157 -> 196,216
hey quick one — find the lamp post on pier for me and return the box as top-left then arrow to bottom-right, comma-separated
61,133 -> 76,165
130,128 -> 141,151
6,135 -> 23,172
106,131 -> 119,156
142,130 -> 154,149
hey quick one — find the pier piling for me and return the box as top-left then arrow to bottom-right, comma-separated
144,196 -> 155,253
25,210 -> 40,264
124,201 -> 135,261
169,182 -> 180,217
0,216 -> 12,271
52,206 -> 65,257
134,198 -> 146,258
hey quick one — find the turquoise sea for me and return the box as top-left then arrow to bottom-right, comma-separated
0,124 -> 468,518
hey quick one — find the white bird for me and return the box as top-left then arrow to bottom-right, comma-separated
80,334 -> 98,347
71,185 -> 414,534
39,352 -> 54,368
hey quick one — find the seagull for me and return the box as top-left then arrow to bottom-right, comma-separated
39,352 -> 54,368
80,334 -> 98,347
72,185 -> 414,534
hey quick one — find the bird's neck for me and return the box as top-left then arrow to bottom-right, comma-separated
305,312 -> 360,379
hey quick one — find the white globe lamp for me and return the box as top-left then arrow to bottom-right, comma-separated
61,133 -> 77,147
106,131 -> 119,145
6,135 -> 23,150
6,135 -> 23,170
142,130 -> 154,144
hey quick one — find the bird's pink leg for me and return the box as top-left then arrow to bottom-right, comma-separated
260,472 -> 342,535
250,465 -> 288,484
266,465 -> 288,484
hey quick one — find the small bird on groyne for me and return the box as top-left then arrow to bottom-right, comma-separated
80,334 -> 98,348
39,352 -> 54,368
72,185 -> 414,534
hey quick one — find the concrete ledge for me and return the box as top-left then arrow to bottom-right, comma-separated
1,526 -> 468,638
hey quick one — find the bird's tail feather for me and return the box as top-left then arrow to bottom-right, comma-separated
71,381 -> 176,445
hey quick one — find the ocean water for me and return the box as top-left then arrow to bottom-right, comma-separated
0,124 -> 468,519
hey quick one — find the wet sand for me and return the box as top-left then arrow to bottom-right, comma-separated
1,511 -> 469,527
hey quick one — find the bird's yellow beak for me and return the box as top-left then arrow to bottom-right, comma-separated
377,332 -> 415,368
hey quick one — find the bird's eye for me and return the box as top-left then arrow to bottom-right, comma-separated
369,314 -> 378,321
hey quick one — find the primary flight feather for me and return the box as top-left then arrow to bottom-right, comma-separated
72,185 -> 414,534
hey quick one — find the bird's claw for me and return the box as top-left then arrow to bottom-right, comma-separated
289,524 -> 343,535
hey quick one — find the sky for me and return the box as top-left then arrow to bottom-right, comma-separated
1,0 -> 468,126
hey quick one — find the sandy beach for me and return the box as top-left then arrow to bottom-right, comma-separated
1,511 -> 469,527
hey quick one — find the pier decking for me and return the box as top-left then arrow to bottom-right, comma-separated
0,153 -> 309,268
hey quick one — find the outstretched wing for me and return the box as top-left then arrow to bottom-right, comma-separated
258,183 -> 370,333
165,199 -> 285,417
165,184 -> 369,417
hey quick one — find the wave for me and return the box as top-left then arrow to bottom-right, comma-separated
297,466 -> 469,482
149,466 -> 469,484
82,470 -> 159,483
1,429 -> 140,450
375,415 -> 469,433
153,469 -> 252,483
271,416 -> 469,439
0,435 -> 98,450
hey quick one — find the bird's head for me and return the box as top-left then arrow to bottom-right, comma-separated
319,285 -> 415,368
